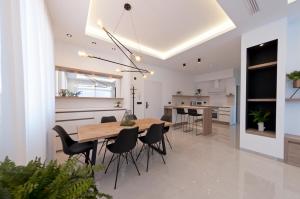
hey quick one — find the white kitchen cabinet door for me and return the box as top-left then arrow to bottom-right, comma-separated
219,114 -> 230,123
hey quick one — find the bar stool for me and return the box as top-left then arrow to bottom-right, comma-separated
187,109 -> 203,135
175,108 -> 188,131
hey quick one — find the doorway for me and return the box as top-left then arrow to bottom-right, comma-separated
144,80 -> 162,118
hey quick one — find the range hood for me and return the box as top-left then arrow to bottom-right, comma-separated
207,80 -> 225,95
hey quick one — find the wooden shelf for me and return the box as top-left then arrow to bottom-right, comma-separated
248,61 -> 277,70
247,98 -> 276,102
286,98 -> 300,102
246,128 -> 276,138
172,95 -> 210,98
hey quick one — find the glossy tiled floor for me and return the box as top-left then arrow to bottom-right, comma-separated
95,124 -> 300,199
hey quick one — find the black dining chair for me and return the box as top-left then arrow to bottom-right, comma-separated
136,123 -> 165,172
98,116 -> 117,163
161,114 -> 173,150
105,127 -> 140,189
53,125 -> 94,164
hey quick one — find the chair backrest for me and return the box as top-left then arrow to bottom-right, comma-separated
53,125 -> 76,155
188,109 -> 198,116
176,108 -> 185,115
101,116 -> 117,123
145,123 -> 164,144
112,127 -> 139,153
160,114 -> 171,133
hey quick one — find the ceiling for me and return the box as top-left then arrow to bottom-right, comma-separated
86,0 -> 235,59
46,0 -> 300,74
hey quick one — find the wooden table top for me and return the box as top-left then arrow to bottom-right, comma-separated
78,118 -> 172,143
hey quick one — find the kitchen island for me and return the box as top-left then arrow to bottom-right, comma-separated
164,105 -> 212,135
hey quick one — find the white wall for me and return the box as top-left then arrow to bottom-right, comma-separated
194,68 -> 237,106
194,68 -> 235,82
131,65 -> 195,118
240,18 -> 287,159
285,15 -> 300,135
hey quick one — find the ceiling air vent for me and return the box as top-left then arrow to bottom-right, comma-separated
244,0 -> 260,15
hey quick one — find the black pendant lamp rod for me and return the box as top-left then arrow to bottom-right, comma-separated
103,27 -> 146,74
87,54 -> 149,73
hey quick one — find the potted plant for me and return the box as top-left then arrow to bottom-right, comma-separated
0,157 -> 111,199
287,70 -> 300,88
249,110 -> 271,132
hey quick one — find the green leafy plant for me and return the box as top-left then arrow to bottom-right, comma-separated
287,71 -> 300,80
58,89 -> 82,97
249,110 -> 271,123
0,157 -> 111,199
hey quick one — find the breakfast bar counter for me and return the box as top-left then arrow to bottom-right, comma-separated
164,105 -> 212,135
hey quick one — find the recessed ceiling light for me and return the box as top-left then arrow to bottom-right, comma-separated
91,41 -> 96,45
66,33 -> 72,38
198,58 -> 201,63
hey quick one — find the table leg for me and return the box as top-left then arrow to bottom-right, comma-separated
91,140 -> 98,165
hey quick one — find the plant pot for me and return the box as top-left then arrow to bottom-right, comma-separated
293,79 -> 300,88
258,122 -> 265,132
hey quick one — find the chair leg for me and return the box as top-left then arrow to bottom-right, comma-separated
105,154 -> 115,174
160,152 -> 166,165
130,151 -> 140,176
123,153 -> 128,165
114,154 -> 121,189
102,142 -> 108,164
85,150 -> 90,164
98,140 -> 105,156
165,134 -> 173,150
146,145 -> 150,172
154,143 -> 166,165
136,144 -> 144,161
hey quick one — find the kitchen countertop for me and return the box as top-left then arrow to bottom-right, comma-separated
164,105 -> 232,109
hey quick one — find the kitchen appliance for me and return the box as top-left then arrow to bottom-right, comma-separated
191,100 -> 197,106
196,101 -> 207,106
211,107 -> 219,120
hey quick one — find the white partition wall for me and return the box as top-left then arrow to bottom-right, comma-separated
240,19 -> 287,159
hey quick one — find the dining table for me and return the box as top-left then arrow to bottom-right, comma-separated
78,118 -> 173,165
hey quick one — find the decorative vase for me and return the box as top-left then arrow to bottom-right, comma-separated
258,122 -> 265,132
293,79 -> 300,88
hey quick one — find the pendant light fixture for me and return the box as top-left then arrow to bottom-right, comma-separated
78,3 -> 154,77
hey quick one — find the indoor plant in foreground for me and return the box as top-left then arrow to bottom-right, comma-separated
249,110 -> 271,132
0,157 -> 111,199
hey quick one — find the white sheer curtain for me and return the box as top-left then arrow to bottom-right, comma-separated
0,0 -> 55,165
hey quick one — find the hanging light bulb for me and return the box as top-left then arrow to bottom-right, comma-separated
78,51 -> 88,57
150,71 -> 155,75
97,20 -> 104,29
134,55 -> 141,62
